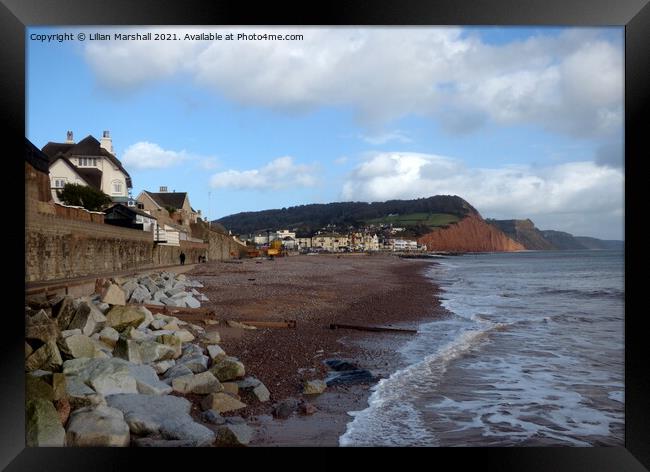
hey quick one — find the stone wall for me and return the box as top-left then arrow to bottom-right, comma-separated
25,211 -> 153,282
26,201 -> 246,282
152,241 -> 209,266
207,230 -> 247,261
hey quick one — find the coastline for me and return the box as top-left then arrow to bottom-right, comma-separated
188,253 -> 447,446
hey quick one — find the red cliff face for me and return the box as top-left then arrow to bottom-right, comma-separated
417,213 -> 525,252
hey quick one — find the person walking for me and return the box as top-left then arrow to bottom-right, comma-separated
179,251 -> 186,265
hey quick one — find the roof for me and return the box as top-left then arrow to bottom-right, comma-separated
75,167 -> 103,191
41,135 -> 132,188
25,138 -> 51,174
144,191 -> 188,210
105,203 -> 157,220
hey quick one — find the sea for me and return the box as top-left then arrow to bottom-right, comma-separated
339,249 -> 625,447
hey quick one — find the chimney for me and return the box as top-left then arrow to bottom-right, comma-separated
65,131 -> 74,144
159,186 -> 168,192
99,130 -> 113,153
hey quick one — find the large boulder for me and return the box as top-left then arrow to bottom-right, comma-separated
51,295 -> 77,331
128,364 -> 172,395
136,307 -> 154,330
65,405 -> 130,447
26,375 -> 54,402
210,357 -> 245,382
98,327 -> 120,348
206,345 -> 226,360
25,311 -> 60,343
63,358 -> 138,396
172,371 -> 223,395
26,399 -> 66,447
173,330 -> 195,343
200,393 -> 246,413
106,393 -> 214,446
137,340 -> 177,364
176,354 -> 209,374
129,286 -> 151,304
67,301 -> 107,337
105,306 -> 147,331
101,284 -> 127,306
66,376 -> 106,410
156,334 -> 182,359
215,423 -> 254,446
151,359 -> 176,375
121,280 -> 139,299
162,364 -> 194,384
57,334 -> 97,359
25,341 -> 63,372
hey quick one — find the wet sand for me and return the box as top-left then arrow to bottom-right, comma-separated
186,253 -> 446,446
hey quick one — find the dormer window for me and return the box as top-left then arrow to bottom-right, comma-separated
78,157 -> 98,167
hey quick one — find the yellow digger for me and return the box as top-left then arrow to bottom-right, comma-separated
266,238 -> 283,256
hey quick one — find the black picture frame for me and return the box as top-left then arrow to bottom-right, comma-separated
3,0 -> 648,469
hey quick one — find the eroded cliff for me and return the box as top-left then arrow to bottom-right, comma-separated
417,213 -> 525,252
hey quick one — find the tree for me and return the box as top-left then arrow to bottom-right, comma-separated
57,183 -> 112,211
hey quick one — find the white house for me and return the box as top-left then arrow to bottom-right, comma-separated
42,131 -> 132,203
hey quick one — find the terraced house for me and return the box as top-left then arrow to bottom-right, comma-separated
42,131 -> 132,204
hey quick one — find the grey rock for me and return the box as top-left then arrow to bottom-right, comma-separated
128,364 -> 172,395
201,409 -> 225,425
162,364 -> 194,384
65,405 -> 130,447
106,393 -> 214,446
63,358 -> 138,396
67,301 -> 107,337
236,377 -> 262,390
272,398 -> 299,419
215,423 -> 253,446
26,399 -> 66,447
184,296 -> 201,309
133,437 -> 196,447
129,286 -> 151,304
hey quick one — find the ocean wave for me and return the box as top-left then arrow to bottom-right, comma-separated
339,321 -> 508,446
539,288 -> 624,300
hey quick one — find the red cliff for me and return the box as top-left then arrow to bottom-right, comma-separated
417,213 -> 525,252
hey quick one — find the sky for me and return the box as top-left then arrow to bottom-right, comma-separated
26,26 -> 624,239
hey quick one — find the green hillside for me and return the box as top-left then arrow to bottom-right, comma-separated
365,212 -> 459,227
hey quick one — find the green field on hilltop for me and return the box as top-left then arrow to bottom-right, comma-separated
365,212 -> 460,228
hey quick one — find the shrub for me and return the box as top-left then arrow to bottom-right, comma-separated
57,183 -> 112,211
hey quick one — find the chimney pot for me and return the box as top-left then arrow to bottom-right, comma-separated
66,131 -> 74,143
159,186 -> 167,192
103,130 -> 110,138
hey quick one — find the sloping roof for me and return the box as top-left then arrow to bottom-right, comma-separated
75,167 -> 103,191
145,191 -> 188,210
41,135 -> 132,188
25,138 -> 50,174
105,203 -> 157,220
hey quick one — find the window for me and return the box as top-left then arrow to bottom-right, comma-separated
77,157 -> 97,166
53,178 -> 66,188
112,181 -> 123,194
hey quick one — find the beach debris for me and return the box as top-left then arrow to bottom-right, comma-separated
226,320 -> 258,330
235,320 -> 296,329
303,379 -> 327,395
323,359 -> 379,386
329,323 -> 417,334
325,369 -> 378,387
323,359 -> 357,371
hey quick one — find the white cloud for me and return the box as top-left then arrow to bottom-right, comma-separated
334,156 -> 349,165
199,157 -> 220,170
209,156 -> 318,190
360,130 -> 412,145
341,152 -> 624,239
122,141 -> 192,169
82,27 -> 623,139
